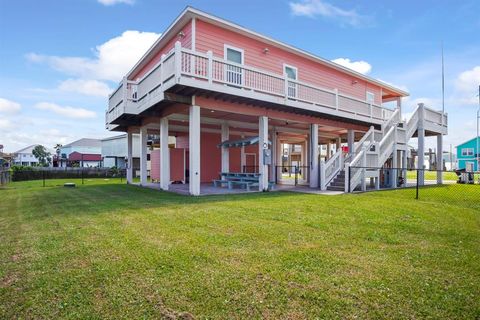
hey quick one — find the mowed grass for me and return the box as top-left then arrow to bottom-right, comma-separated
406,170 -> 458,181
1,180 -> 479,319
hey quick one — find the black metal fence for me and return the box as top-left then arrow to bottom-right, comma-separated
5,168 -> 126,187
348,166 -> 480,199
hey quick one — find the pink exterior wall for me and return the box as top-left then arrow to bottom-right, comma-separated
175,132 -> 262,183
130,20 -> 193,80
195,19 -> 383,105
150,148 -> 186,182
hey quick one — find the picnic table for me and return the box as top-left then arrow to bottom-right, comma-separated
213,172 -> 274,191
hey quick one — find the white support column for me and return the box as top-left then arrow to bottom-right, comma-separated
258,116 -> 269,191
139,126 -> 148,186
437,134 -> 443,184
270,128 -> 277,181
310,124 -> 319,188
392,128 -> 398,188
189,105 -> 201,196
326,143 -> 331,160
347,129 -> 355,156
402,150 -> 408,187
417,103 -> 425,186
126,131 -> 133,184
160,117 -> 170,190
221,122 -> 229,173
336,137 -> 341,152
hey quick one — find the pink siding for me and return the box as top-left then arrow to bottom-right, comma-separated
174,132 -> 262,183
130,20 -> 193,80
150,148 -> 186,182
195,19 -> 383,105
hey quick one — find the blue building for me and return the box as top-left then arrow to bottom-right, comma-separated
456,137 -> 479,171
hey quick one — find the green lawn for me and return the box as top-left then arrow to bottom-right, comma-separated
406,170 -> 458,181
1,180 -> 479,319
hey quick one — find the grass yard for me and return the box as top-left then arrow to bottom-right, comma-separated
406,170 -> 458,181
1,180 -> 479,319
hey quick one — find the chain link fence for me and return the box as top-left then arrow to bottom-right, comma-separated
348,166 -> 480,200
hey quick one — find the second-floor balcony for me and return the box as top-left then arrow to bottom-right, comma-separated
107,42 -> 402,128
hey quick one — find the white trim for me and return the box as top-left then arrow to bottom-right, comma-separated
191,17 -> 196,50
283,63 -> 298,80
366,91 -> 375,104
223,44 -> 244,64
125,7 -> 408,97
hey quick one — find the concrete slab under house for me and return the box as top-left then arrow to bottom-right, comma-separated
105,7 -> 448,196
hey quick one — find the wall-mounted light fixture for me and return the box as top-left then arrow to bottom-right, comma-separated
178,31 -> 185,38
263,47 -> 269,54
351,80 -> 358,85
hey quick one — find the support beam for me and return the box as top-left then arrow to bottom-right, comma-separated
392,129 -> 398,188
326,143 -> 331,160
160,117 -> 170,190
139,126 -> 148,186
437,134 -> 443,184
258,116 -> 269,191
347,129 -> 355,155
221,123 -> 229,173
189,105 -> 201,196
336,137 -> 341,152
270,127 -> 277,181
310,124 -> 319,188
417,103 -> 425,186
126,131 -> 133,184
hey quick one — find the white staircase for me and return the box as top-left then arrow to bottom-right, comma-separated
321,103 -> 447,192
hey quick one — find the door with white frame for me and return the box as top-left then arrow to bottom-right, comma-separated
284,64 -> 298,98
224,45 -> 244,86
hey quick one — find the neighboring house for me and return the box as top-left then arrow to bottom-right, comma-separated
101,134 -> 141,169
59,138 -> 102,167
105,7 -> 448,195
456,137 -> 479,171
13,145 -> 53,167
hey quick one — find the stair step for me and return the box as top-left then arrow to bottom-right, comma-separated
327,186 -> 344,191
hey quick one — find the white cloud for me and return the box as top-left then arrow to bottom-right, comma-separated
58,79 -> 112,97
332,58 -> 372,74
0,119 -> 15,131
455,65 -> 480,104
289,0 -> 368,27
34,102 -> 96,119
97,0 -> 134,5
0,98 -> 22,114
26,30 -> 160,82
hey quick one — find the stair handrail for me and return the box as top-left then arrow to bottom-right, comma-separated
324,149 -> 344,187
382,108 -> 400,134
405,105 -> 420,141
353,126 -> 375,156
377,125 -> 397,166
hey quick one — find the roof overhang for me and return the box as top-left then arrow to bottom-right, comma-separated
127,7 -> 409,98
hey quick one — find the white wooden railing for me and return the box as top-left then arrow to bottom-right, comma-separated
321,149 -> 344,189
107,42 -> 398,125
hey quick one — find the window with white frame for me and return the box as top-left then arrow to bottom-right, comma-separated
461,148 -> 474,156
224,45 -> 244,85
366,91 -> 375,103
284,64 -> 298,98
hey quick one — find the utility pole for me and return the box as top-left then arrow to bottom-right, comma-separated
477,85 -> 479,171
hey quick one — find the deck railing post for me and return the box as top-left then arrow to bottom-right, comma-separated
319,160 -> 326,190
174,41 -> 182,82
284,74 -> 289,101
207,51 -> 213,84
361,148 -> 367,191
334,88 -> 339,110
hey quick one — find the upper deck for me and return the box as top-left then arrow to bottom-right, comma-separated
106,42 -> 400,130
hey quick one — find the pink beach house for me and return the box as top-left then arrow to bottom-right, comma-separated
106,7 -> 447,195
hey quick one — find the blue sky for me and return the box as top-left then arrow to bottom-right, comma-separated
0,0 -> 479,152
